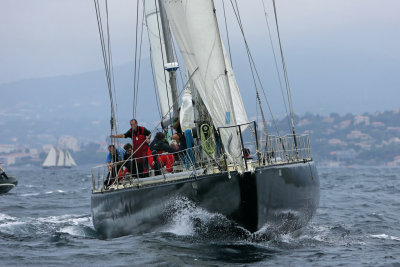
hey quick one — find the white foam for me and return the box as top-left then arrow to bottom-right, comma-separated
0,213 -> 17,221
0,212 -> 92,237
59,225 -> 86,237
0,220 -> 24,229
20,193 -> 40,197
0,214 -> 27,235
37,214 -> 91,226
162,197 -> 219,236
371,234 -> 400,241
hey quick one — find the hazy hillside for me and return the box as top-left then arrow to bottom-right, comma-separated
2,60 -> 398,126
1,62 -> 400,165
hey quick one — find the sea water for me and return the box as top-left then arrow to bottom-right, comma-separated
0,165 -> 399,266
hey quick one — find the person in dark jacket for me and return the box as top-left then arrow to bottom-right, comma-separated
0,165 -> 8,179
150,132 -> 176,153
150,132 -> 177,175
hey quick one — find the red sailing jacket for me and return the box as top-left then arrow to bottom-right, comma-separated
130,126 -> 149,159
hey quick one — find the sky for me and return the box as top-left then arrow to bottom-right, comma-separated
1,0 -> 400,115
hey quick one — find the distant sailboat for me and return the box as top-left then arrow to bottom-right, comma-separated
42,146 -> 77,169
0,164 -> 17,194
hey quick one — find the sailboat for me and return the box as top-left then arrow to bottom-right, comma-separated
91,0 -> 319,238
0,164 -> 18,194
42,146 -> 77,169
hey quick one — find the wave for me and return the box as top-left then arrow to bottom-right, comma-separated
160,197 -> 333,246
162,197 -> 251,240
0,213 -> 99,240
20,193 -> 40,197
371,234 -> 400,241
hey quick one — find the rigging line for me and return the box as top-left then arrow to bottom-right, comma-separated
271,0 -> 297,142
149,47 -> 162,118
134,6 -> 146,116
230,1 -> 288,154
222,0 -> 233,65
261,0 -> 291,132
105,0 -> 120,140
229,0 -> 281,139
97,1 -> 113,103
95,0 -> 117,148
256,91 -> 268,138
94,1 -> 111,100
133,0 -> 140,118
154,0 -> 173,128
94,1 -> 116,134
256,93 -> 259,138
171,34 -> 185,91
232,0 -> 280,140
229,0 -> 265,135
128,68 -> 199,160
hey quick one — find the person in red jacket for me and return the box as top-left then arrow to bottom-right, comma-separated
149,132 -> 177,175
110,119 -> 151,177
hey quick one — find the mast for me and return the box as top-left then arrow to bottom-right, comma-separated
158,0 -> 179,120
144,0 -> 178,129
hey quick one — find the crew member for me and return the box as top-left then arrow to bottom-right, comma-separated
105,144 -> 125,186
149,132 -> 177,175
110,119 -> 151,177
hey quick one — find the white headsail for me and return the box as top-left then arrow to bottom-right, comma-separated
42,146 -> 57,167
65,150 -> 77,167
144,0 -> 175,118
162,0 -> 249,163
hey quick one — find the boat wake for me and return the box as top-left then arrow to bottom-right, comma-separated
159,196 -> 371,255
162,197 -> 250,240
161,197 -> 316,243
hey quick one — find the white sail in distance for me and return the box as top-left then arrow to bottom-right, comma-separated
57,149 -> 65,166
162,0 -> 249,163
65,150 -> 77,167
42,146 -> 57,167
144,0 -> 175,118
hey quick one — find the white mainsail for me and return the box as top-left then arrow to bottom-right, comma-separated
42,146 -> 57,167
162,0 -> 248,163
144,0 -> 174,118
57,149 -> 65,166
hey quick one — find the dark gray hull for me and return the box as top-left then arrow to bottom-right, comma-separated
91,161 -> 319,238
0,175 -> 18,194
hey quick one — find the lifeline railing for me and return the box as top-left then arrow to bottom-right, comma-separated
91,122 -> 313,191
